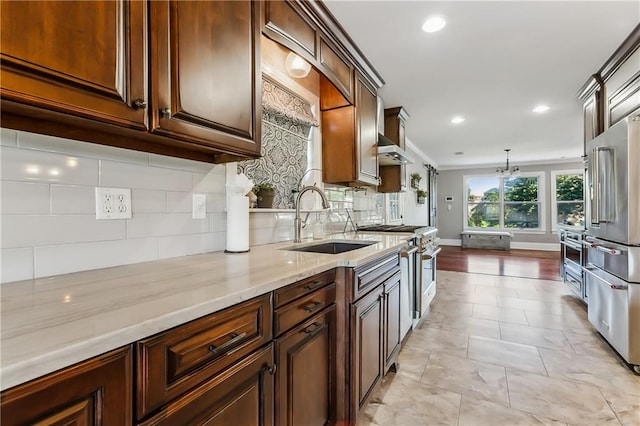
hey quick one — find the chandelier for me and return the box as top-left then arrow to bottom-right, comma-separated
496,149 -> 520,176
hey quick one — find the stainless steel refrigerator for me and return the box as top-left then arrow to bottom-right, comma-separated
584,114 -> 640,373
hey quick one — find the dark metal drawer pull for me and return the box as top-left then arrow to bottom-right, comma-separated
303,281 -> 326,291
303,301 -> 325,313
301,322 -> 327,336
207,332 -> 247,355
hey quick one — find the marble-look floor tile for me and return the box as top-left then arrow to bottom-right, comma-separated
420,351 -> 509,406
499,322 -> 575,353
439,271 -> 497,286
426,316 -> 502,340
458,395 -> 568,426
563,329 -> 620,358
408,327 -> 469,358
538,348 -> 640,396
430,300 -> 474,317
506,368 -> 621,425
524,309 -> 592,332
599,387 -> 640,426
497,296 -> 554,313
473,304 -> 529,325
475,285 -> 519,298
394,344 -> 430,381
434,290 -> 498,306
468,336 -> 547,375
357,373 -> 461,426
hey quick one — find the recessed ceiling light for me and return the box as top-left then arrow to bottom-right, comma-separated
422,15 -> 446,33
454,151 -> 464,155
451,116 -> 465,124
533,104 -> 550,113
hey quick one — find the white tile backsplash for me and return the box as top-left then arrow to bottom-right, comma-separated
0,130 -> 231,283
1,146 -> 99,185
100,160 -> 193,191
1,215 -> 125,248
1,181 -> 50,214
1,128 -> 18,147
34,238 -> 159,278
126,213 -> 210,239
51,184 -> 95,214
1,248 -> 34,282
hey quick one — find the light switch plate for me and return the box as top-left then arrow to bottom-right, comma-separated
95,187 -> 132,220
192,194 -> 206,219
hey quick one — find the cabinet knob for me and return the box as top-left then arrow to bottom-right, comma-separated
161,108 -> 171,118
262,364 -> 277,375
132,99 -> 147,110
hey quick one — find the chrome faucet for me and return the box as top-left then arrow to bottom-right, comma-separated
294,185 -> 330,243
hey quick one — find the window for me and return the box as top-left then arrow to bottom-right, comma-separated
464,173 -> 544,230
551,170 -> 584,231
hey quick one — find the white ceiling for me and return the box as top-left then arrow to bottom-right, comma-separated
324,1 -> 639,169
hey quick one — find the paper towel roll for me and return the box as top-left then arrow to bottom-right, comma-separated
226,195 -> 250,253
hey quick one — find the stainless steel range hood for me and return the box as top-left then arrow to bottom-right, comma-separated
376,96 -> 413,166
378,134 -> 414,165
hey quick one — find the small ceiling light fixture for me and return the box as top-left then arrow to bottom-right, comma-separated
454,151 -> 464,155
451,116 -> 465,124
496,149 -> 520,177
533,104 -> 550,113
285,52 -> 311,78
422,15 -> 446,33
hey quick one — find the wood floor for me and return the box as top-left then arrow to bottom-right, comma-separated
437,246 -> 561,281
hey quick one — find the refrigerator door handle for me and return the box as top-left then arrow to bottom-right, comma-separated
590,147 -> 600,225
584,264 -> 628,290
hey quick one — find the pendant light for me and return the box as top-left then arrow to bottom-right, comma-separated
496,149 -> 520,177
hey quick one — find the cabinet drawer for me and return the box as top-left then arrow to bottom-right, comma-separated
274,283 -> 336,336
136,294 -> 272,419
139,344 -> 274,426
353,252 -> 400,301
274,269 -> 336,308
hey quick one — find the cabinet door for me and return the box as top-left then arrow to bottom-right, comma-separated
352,286 -> 384,411
355,75 -> 379,186
0,0 -> 147,129
140,344 -> 275,426
1,346 -> 132,426
384,272 -> 402,372
583,91 -> 603,143
150,0 -> 261,156
275,306 -> 336,426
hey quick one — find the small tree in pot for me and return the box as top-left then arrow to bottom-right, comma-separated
253,183 -> 276,208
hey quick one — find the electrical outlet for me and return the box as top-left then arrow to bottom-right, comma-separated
95,187 -> 132,220
192,194 -> 206,219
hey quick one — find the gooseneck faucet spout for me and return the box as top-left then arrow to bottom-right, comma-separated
294,185 -> 330,243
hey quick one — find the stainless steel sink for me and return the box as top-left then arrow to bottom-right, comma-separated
285,241 -> 376,254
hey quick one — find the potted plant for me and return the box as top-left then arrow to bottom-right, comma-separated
416,189 -> 427,204
410,172 -> 422,189
253,183 -> 276,208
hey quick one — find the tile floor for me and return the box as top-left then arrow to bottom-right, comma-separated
358,271 -> 640,426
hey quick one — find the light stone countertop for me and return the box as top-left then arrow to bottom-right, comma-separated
0,233 -> 410,391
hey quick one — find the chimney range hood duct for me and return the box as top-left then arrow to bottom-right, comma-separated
376,96 -> 414,166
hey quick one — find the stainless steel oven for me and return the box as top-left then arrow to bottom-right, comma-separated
559,228 -> 586,301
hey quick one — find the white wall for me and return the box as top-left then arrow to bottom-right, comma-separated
403,145 -> 429,225
436,161 -> 583,247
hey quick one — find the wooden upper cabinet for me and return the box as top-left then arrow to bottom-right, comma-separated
1,346 -> 132,426
319,38 -> 354,104
379,107 -> 409,193
322,74 -> 378,187
263,0 -> 317,60
149,0 -> 262,156
0,0 -> 147,129
356,75 -> 380,186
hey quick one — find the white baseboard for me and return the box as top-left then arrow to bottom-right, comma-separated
439,239 -> 559,251
510,242 -> 560,251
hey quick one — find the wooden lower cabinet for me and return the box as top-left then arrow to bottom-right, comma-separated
352,285 -> 384,410
383,273 -> 402,372
0,346 -> 132,426
139,344 -> 275,426
275,306 -> 336,426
